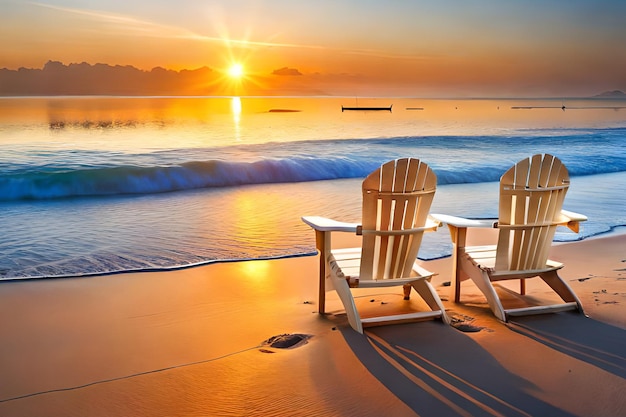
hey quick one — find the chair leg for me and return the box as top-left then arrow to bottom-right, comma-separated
539,270 -> 585,313
465,267 -> 508,321
329,274 -> 364,334
403,284 -> 412,300
411,279 -> 450,324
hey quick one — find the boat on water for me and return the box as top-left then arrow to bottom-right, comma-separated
341,104 -> 392,112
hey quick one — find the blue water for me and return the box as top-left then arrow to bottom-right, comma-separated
2,129 -> 625,201
1,97 -> 625,279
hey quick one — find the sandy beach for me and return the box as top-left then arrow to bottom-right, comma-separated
0,231 -> 624,417
2,1 -> 625,415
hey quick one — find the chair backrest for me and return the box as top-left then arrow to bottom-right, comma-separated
495,154 -> 570,271
359,158 -> 436,280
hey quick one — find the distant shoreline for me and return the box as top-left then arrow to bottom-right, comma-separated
1,94 -> 625,100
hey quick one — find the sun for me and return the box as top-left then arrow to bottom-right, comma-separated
227,63 -> 244,79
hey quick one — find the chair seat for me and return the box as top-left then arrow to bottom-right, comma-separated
330,247 -> 435,288
464,245 -> 564,279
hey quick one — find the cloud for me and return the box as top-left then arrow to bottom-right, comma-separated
28,1 -> 435,62
29,1 -> 195,39
28,2 -> 322,50
272,67 -> 302,76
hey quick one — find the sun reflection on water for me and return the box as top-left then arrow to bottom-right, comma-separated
231,96 -> 242,141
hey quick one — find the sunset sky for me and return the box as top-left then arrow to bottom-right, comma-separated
1,0 -> 625,97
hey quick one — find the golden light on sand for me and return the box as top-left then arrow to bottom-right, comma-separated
227,63 -> 244,79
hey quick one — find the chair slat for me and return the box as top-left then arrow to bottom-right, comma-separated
514,157 -> 530,187
538,153 -> 554,186
527,154 -> 543,188
377,161 -> 397,278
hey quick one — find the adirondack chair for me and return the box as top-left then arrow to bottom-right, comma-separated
433,154 -> 587,322
302,158 -> 450,334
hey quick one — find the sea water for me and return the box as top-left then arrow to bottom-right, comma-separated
1,96 -> 625,279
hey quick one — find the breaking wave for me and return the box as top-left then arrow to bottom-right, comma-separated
1,129 -> 625,201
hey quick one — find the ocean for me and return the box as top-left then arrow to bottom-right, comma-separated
1,96 -> 625,280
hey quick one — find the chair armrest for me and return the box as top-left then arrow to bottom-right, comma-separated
430,213 -> 497,229
432,210 -> 586,234
557,209 -> 587,233
559,209 -> 587,223
301,216 -> 359,233
426,215 -> 442,229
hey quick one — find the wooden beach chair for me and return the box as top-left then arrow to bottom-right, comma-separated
433,154 -> 587,322
302,158 -> 450,334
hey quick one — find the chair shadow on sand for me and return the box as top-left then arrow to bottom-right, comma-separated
507,314 -> 626,379
341,321 -> 579,417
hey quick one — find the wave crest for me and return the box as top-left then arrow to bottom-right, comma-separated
0,158 -> 377,201
1,129 -> 625,201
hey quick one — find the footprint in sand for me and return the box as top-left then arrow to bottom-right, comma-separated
259,334 -> 312,353
449,313 -> 492,333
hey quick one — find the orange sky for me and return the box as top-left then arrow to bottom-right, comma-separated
1,0 -> 625,97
